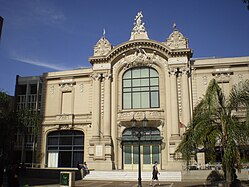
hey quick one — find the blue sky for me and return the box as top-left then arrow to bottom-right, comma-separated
0,0 -> 249,95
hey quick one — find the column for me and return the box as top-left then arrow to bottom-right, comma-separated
92,74 -> 101,138
103,73 -> 111,137
181,68 -> 191,127
169,68 -> 179,135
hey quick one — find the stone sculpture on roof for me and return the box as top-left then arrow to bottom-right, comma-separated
130,11 -> 149,40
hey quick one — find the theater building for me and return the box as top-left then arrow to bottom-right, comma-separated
35,12 -> 249,171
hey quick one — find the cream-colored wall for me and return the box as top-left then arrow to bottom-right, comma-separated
39,69 -> 94,168
38,48 -> 249,171
193,57 -> 249,108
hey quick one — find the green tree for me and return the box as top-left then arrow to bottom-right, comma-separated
176,79 -> 249,184
0,91 -> 15,162
244,0 -> 249,10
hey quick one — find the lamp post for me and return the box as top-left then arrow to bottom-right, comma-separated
130,114 -> 148,187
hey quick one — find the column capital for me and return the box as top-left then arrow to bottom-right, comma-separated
168,67 -> 178,76
179,67 -> 190,76
91,73 -> 103,81
103,73 -> 112,80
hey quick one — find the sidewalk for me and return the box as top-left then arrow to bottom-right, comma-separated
23,179 -> 249,187
15,169 -> 249,187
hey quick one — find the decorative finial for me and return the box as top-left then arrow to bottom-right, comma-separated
173,22 -> 177,31
102,28 -> 106,38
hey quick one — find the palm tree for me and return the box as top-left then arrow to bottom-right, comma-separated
176,79 -> 249,184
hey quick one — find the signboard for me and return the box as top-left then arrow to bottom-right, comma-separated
60,173 -> 69,186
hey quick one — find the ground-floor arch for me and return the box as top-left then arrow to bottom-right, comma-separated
121,127 -> 162,171
46,130 -> 84,168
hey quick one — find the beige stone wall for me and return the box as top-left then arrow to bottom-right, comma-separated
37,41 -> 249,171
38,69 -> 93,168
192,56 -> 249,107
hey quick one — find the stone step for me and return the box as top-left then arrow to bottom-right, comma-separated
84,171 -> 182,181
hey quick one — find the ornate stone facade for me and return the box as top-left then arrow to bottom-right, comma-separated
35,12 -> 249,172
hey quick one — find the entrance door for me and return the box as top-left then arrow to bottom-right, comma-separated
123,144 -> 160,171
122,127 -> 162,171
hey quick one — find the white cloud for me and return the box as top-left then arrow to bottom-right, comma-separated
11,55 -> 70,71
4,0 -> 66,28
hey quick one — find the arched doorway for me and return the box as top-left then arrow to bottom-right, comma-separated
47,130 -> 84,168
122,127 -> 162,171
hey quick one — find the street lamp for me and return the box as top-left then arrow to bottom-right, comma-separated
130,113 -> 148,187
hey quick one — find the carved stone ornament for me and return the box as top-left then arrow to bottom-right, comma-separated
59,79 -> 75,91
179,67 -> 190,76
168,67 -> 178,76
130,11 -> 149,40
90,73 -> 103,81
123,48 -> 156,70
94,37 -> 112,56
165,24 -> 188,49
50,85 -> 55,95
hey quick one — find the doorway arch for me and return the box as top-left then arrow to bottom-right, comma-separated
46,130 -> 84,168
122,127 -> 162,170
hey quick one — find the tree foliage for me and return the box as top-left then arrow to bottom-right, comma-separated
175,79 -> 249,183
0,91 -> 15,162
244,0 -> 249,10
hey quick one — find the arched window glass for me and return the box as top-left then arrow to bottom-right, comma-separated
123,67 -> 159,109
47,130 -> 84,168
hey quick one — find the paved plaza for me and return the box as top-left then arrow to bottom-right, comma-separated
19,179 -> 249,187
17,177 -> 249,187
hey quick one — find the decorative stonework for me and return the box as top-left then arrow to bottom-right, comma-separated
117,110 -> 164,121
168,67 -> 178,76
165,24 -> 188,49
122,48 -> 156,70
90,73 -> 103,81
130,11 -> 149,40
50,85 -> 55,95
94,37 -> 112,56
59,79 -> 75,91
79,83 -> 84,93
103,73 -> 112,80
212,69 -> 233,83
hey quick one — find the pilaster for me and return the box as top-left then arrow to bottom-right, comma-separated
180,67 -> 191,127
169,68 -> 179,136
103,73 -> 112,138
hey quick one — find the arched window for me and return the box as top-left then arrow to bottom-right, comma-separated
123,67 -> 159,109
47,130 -> 84,168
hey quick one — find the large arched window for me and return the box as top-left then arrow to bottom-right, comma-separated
47,130 -> 84,168
123,67 -> 159,109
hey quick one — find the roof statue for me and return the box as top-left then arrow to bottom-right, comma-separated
164,23 -> 188,49
130,11 -> 149,40
93,29 -> 113,56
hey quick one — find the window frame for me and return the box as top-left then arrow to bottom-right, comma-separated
122,67 -> 160,109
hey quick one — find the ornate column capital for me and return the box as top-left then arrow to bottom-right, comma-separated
179,67 -> 190,77
103,73 -> 112,80
91,73 -> 103,81
168,67 -> 178,76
